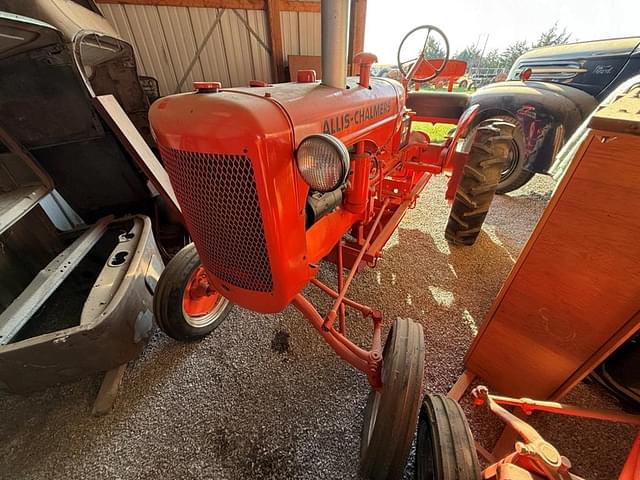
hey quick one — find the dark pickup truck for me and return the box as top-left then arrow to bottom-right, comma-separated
469,37 -> 640,193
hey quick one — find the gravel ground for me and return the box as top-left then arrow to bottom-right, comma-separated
0,174 -> 636,480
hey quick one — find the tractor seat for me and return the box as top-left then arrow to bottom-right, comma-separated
406,91 -> 470,123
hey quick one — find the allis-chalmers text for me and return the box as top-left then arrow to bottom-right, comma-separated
322,101 -> 392,135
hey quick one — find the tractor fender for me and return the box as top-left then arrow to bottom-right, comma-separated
468,81 -> 598,173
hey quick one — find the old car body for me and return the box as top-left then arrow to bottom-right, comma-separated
468,36 -> 640,192
0,1 -> 171,391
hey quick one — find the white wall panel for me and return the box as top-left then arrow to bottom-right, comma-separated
99,3 -> 318,92
297,12 -> 320,56
281,11 -> 321,66
219,10 -> 255,87
281,11 -> 299,62
158,6 -> 205,93
189,7 -> 233,89
247,10 -> 272,82
123,5 -> 178,96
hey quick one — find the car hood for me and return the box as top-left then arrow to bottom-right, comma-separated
512,37 -> 640,67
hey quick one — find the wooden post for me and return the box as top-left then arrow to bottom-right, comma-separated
348,0 -> 367,74
447,369 -> 476,400
92,364 -> 128,416
266,0 -> 285,83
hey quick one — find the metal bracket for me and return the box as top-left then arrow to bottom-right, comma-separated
0,216 -> 113,344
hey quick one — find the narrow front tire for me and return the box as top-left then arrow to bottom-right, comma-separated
415,394 -> 481,480
360,318 -> 425,480
153,243 -> 233,341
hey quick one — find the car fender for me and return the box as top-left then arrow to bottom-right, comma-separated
468,81 -> 598,173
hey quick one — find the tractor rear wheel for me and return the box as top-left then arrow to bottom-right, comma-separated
494,115 -> 532,194
415,394 -> 480,480
153,243 -> 233,341
360,318 -> 425,480
445,119 -> 515,245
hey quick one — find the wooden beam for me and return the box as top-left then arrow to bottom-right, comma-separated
266,0 -> 285,82
95,0 -> 265,8
94,0 -> 320,12
92,364 -> 127,416
348,0 -> 367,74
281,0 -> 320,12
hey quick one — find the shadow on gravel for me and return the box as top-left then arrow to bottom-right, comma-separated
352,226 -> 516,396
486,190 -> 553,259
0,178 -> 558,480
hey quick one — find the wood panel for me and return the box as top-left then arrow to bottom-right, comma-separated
287,54 -> 321,81
465,130 -> 640,399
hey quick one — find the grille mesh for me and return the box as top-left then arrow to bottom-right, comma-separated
160,146 -> 273,292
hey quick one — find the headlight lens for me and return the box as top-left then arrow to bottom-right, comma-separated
296,134 -> 350,192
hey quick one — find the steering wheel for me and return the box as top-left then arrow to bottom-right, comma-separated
397,25 -> 450,83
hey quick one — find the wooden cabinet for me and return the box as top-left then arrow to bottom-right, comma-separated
463,87 -> 640,400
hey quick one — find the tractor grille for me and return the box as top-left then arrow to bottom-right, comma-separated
160,146 -> 273,292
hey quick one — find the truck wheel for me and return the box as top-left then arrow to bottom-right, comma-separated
445,119 -> 515,246
360,318 -> 425,480
415,394 -> 480,480
153,243 -> 233,341
494,115 -> 532,194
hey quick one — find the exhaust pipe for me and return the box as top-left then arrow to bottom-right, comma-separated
321,0 -> 349,88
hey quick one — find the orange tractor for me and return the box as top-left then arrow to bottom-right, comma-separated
149,3 -> 514,478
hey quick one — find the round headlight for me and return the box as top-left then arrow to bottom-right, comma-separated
296,134 -> 350,192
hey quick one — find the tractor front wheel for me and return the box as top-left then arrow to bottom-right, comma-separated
153,243 -> 233,341
445,119 -> 515,245
415,394 -> 480,480
360,318 -> 425,480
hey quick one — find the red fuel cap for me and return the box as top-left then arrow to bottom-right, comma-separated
193,81 -> 222,92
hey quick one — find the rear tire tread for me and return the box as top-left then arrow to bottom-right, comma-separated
445,119 -> 515,246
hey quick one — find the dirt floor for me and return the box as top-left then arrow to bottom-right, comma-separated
0,174 -> 636,479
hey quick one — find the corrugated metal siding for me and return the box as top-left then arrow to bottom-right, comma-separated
219,10 -> 254,87
280,11 -> 321,63
247,10 -> 272,82
297,12 -> 321,56
99,4 -> 275,95
189,7 -> 232,88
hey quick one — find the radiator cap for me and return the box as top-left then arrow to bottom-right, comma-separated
193,81 -> 222,93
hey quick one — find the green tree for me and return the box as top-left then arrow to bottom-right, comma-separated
480,49 -> 502,69
423,36 -> 445,59
533,22 -> 571,48
500,40 -> 529,70
454,44 -> 482,66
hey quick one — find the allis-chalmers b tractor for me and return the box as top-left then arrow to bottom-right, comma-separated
150,2 -> 514,478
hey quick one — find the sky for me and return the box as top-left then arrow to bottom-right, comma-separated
364,0 -> 640,64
